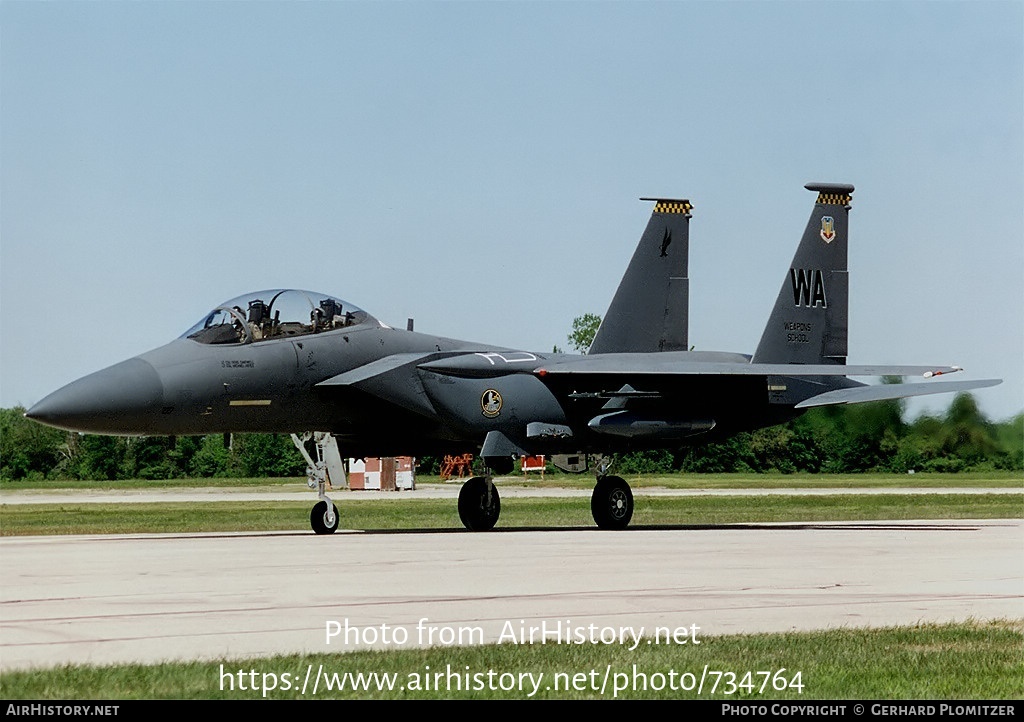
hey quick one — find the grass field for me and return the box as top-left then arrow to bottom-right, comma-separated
2,620 -> 1020,699
1,493 -> 1022,536
3,470 -> 1023,491
2,471 -> 1021,536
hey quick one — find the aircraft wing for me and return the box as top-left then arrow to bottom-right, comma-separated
420,352 -> 1001,411
533,356 -> 967,378
530,356 -> 1002,409
422,351 -> 970,379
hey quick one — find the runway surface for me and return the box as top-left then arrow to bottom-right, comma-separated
2,516 -> 1021,671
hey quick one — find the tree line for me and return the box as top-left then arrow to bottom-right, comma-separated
0,415 -> 307,481
617,394 -> 1022,475
1,393 -> 1020,481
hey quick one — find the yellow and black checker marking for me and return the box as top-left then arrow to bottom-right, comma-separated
646,199 -> 693,214
815,192 -> 852,206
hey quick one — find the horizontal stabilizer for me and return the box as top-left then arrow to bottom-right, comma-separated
794,379 -> 1002,408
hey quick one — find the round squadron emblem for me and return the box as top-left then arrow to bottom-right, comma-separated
481,389 -> 503,418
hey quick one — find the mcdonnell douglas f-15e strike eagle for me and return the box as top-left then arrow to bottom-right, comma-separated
27,183 -> 1000,534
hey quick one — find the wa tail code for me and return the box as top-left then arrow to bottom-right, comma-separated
790,268 -> 827,308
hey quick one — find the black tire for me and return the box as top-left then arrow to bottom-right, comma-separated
310,500 -> 340,534
458,477 -> 500,531
591,476 -> 633,530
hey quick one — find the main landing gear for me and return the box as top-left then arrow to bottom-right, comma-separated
457,453 -> 511,531
458,476 -> 500,531
589,456 -> 633,530
591,475 -> 633,530
456,459 -> 635,532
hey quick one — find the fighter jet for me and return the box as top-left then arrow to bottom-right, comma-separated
26,183 -> 1000,534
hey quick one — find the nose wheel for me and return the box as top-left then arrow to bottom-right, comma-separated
311,500 -> 340,535
291,432 -> 347,535
591,475 -> 633,529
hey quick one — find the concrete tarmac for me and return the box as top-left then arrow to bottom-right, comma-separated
2,516 -> 1021,671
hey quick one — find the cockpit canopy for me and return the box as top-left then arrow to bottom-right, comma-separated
182,289 -> 374,345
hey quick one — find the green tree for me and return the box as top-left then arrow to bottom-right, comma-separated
992,414 -> 1024,471
937,393 -> 999,470
0,406 -> 68,480
236,434 -> 305,477
616,449 -> 674,474
166,436 -> 202,477
568,313 -> 602,353
124,436 -> 178,479
189,434 -> 232,477
678,436 -> 748,473
75,435 -> 124,480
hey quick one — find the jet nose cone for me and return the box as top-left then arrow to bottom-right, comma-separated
25,358 -> 165,434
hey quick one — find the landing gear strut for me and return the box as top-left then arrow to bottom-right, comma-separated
458,476 -> 501,531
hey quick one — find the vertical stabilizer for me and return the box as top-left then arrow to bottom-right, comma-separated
752,183 -> 853,365
589,198 -> 692,354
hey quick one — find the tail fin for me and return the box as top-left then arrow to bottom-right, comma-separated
588,198 -> 692,355
752,183 -> 853,365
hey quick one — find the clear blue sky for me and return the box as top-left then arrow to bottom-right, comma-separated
2,1 -> 1021,422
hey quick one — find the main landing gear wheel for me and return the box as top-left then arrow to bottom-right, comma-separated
458,476 -> 500,531
310,500 -> 340,535
591,475 -> 633,530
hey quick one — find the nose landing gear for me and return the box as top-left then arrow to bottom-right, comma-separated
292,432 -> 347,534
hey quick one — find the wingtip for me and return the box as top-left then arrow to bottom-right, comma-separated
924,366 -> 964,378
